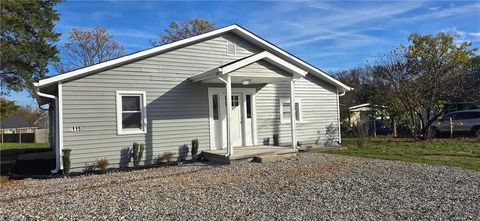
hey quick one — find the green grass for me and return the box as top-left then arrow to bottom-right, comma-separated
1,143 -> 51,176
326,137 -> 480,171
1,142 -> 50,150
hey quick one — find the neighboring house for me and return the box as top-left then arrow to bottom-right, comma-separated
34,25 -> 352,173
349,103 -> 391,134
0,114 -> 33,129
349,103 -> 371,129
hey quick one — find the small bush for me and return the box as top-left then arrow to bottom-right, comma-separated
62,149 -> 72,175
162,152 -> 175,165
263,137 -> 270,145
352,124 -> 367,148
273,134 -> 279,146
96,158 -> 109,172
191,139 -> 199,160
132,142 -> 144,168
297,141 -> 302,147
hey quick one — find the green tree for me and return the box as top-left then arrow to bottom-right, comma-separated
55,27 -> 125,73
151,19 -> 216,46
375,32 -> 477,139
0,98 -> 18,119
0,0 -> 61,95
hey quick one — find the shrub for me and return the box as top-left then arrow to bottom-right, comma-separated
297,141 -> 302,147
132,142 -> 144,168
263,137 -> 270,145
273,134 -> 279,146
191,139 -> 199,160
352,124 -> 367,148
96,158 -> 109,172
162,152 -> 175,165
62,149 -> 72,175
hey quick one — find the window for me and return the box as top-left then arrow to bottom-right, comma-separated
279,98 -> 302,123
246,94 -> 252,119
116,91 -> 146,134
225,95 -> 239,107
226,41 -> 236,55
212,94 -> 219,120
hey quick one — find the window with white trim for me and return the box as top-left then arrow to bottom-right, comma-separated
116,91 -> 147,134
280,98 -> 302,123
226,40 -> 236,55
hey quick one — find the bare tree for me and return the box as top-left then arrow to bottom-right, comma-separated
55,28 -> 125,73
151,19 -> 216,46
16,105 -> 45,125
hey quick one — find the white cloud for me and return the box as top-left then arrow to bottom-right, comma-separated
399,3 -> 480,23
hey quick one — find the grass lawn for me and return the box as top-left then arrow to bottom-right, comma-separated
1,143 -> 50,176
326,137 -> 480,171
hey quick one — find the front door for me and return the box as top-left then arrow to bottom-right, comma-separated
229,94 -> 243,147
209,88 -> 256,150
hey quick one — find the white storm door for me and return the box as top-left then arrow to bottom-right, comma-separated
210,93 -> 222,150
244,94 -> 253,146
229,94 -> 243,147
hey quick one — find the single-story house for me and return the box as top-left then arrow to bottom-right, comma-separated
34,24 -> 352,173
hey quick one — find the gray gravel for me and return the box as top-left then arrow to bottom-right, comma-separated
1,153 -> 479,220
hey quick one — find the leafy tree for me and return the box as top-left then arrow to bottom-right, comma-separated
55,27 -> 125,73
0,0 -> 61,95
151,19 -> 216,46
0,98 -> 18,119
375,32 -> 477,139
464,55 -> 480,103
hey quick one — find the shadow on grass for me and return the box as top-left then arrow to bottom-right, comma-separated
1,148 -> 52,176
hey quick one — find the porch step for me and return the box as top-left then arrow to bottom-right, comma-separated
252,153 -> 297,163
201,147 -> 299,164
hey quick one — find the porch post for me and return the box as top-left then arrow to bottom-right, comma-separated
226,75 -> 233,156
290,79 -> 297,149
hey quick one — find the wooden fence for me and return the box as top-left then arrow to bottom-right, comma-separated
0,127 -> 49,143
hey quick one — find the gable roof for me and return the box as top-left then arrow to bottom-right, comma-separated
190,51 -> 307,82
34,24 -> 352,92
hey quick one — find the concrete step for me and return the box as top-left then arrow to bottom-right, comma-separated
252,153 -> 297,163
201,148 -> 299,164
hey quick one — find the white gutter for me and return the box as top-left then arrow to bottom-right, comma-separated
36,91 -> 60,174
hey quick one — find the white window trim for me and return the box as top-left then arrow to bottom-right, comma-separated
225,40 -> 236,55
116,91 -> 147,135
279,98 -> 302,124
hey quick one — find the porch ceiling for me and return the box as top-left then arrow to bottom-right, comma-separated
190,51 -> 307,84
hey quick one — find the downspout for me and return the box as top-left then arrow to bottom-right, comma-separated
36,90 -> 60,174
216,75 -> 231,157
336,88 -> 351,144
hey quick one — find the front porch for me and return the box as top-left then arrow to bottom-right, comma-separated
190,51 -> 308,157
201,146 -> 298,164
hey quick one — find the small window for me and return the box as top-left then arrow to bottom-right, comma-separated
212,94 -> 219,120
116,91 -> 146,134
225,95 -> 239,107
246,95 -> 252,119
226,41 -> 236,55
280,98 -> 302,123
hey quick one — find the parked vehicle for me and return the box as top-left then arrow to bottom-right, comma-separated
432,109 -> 480,138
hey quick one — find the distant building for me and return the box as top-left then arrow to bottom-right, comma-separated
0,114 -> 33,129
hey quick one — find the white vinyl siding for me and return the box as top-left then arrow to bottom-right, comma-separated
62,33 -> 262,171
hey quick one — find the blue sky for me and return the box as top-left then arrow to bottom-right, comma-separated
7,0 -> 480,106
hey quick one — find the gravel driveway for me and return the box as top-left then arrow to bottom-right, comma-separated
1,153 -> 479,220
